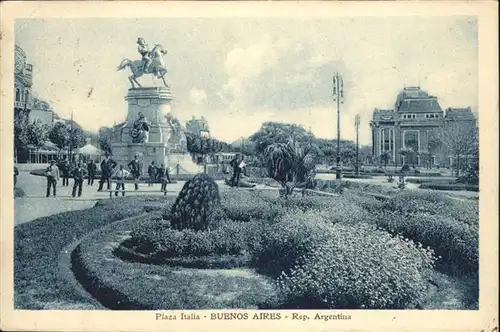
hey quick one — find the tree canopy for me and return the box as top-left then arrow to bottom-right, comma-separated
249,122 -> 315,155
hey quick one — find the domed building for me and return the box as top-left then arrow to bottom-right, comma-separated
370,86 -> 476,167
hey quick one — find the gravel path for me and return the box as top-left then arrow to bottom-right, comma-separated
13,172 -> 271,225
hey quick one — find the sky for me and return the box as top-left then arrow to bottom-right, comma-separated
14,17 -> 478,145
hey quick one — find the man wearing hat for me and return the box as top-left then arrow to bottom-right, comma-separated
98,154 -> 117,191
71,162 -> 86,197
45,160 -> 60,197
128,154 -> 143,190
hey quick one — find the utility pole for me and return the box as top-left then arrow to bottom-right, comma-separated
355,114 -> 360,176
333,72 -> 344,179
69,111 -> 74,163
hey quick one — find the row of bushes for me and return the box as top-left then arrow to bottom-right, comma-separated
419,182 -> 479,192
360,191 -> 479,274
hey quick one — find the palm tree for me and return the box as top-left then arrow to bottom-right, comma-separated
265,138 -> 315,199
380,151 -> 391,168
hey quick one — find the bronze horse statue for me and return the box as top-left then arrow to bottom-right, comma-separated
117,44 -> 169,88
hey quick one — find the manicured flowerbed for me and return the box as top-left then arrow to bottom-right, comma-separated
361,191 -> 479,276
121,189 -> 478,309
73,215 -> 279,309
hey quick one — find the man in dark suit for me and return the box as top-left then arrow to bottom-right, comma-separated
71,162 -> 86,197
98,155 -> 117,191
128,155 -> 142,190
59,157 -> 71,187
87,160 -> 97,186
156,163 -> 172,195
229,154 -> 242,187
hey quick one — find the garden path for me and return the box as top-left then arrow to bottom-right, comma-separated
13,171 -> 273,225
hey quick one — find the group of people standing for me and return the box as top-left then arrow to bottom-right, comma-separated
147,161 -> 172,193
45,158 -> 90,198
44,154 -> 172,198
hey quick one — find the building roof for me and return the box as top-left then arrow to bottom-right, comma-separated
444,108 -> 475,121
75,143 -> 102,155
396,98 -> 443,113
394,87 -> 442,113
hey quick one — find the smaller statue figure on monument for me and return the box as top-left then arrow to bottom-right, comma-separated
130,112 -> 150,143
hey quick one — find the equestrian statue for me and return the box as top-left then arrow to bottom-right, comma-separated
117,37 -> 169,88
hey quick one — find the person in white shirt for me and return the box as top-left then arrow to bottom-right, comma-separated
113,165 -> 130,197
45,160 -> 60,197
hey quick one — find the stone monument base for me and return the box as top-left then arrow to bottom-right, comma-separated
168,153 -> 203,175
111,143 -> 202,176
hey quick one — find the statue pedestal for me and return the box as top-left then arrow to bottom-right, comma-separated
111,87 -> 202,175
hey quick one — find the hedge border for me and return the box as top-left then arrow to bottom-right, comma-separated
419,183 -> 479,192
114,243 -> 251,269
71,214 -> 151,310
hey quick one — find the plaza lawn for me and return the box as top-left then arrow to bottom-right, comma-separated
14,196 -> 170,309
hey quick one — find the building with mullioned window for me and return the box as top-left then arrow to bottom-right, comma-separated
370,87 -> 476,167
14,44 -> 54,129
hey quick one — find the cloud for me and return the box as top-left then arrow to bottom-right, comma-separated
189,87 -> 208,105
218,34 -> 287,109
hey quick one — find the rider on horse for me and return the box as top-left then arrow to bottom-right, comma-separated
137,37 -> 153,74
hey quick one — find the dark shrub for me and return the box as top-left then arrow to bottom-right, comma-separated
169,173 -> 222,231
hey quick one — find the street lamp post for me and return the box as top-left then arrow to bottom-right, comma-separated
333,72 -> 344,179
355,114 -> 360,176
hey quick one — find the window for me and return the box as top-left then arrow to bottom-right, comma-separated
15,88 -> 20,102
404,131 -> 419,151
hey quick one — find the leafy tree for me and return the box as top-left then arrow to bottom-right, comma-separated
313,138 -> 356,166
265,139 -> 316,199
250,122 -> 315,155
69,125 -> 86,151
340,146 -> 356,165
358,145 -> 373,165
98,126 -> 114,155
399,148 -> 417,166
380,151 -> 392,168
419,152 -> 433,169
437,122 -> 478,177
14,114 -> 49,162
49,122 -> 69,151
185,132 -> 232,159
49,120 -> 86,159
14,111 -> 29,162
25,119 -> 49,149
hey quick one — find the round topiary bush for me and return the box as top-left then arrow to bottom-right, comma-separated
275,222 -> 437,309
169,173 -> 223,231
